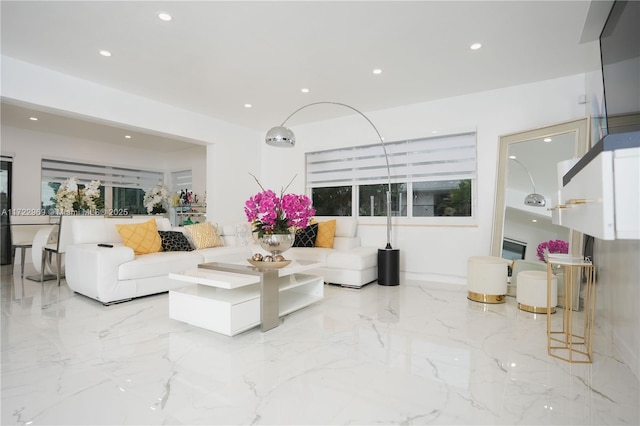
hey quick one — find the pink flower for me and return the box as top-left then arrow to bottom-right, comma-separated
244,190 -> 315,237
537,239 -> 569,262
281,194 -> 315,228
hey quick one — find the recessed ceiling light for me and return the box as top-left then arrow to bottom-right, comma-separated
244,104 -> 252,108
431,130 -> 438,134
543,137 -> 552,142
301,88 -> 309,93
99,50 -> 112,57
470,43 -> 482,50
29,117 -> 38,121
532,219 -> 538,223
509,155 -> 516,159
157,12 -> 172,21
373,69 -> 382,75
125,135 -> 131,139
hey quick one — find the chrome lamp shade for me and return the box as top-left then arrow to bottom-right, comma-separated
510,158 -> 546,208
524,192 -> 546,207
265,126 -> 295,147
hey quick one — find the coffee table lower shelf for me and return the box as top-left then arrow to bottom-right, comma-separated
169,273 -> 323,336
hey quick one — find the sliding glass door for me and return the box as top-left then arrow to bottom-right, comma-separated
1,159 -> 12,265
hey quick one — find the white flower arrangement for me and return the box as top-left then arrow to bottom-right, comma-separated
54,177 -> 102,213
144,183 -> 169,214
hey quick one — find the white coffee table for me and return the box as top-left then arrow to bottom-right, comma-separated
168,260 -> 323,336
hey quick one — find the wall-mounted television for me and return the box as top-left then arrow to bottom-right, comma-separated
599,0 -> 640,135
563,0 -> 639,187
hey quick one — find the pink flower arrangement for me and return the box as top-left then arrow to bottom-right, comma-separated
537,239 -> 569,262
244,175 -> 315,238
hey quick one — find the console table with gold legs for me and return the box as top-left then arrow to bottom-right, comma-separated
547,257 -> 596,363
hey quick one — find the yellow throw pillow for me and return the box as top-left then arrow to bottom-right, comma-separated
315,219 -> 336,248
184,222 -> 224,249
116,219 -> 162,255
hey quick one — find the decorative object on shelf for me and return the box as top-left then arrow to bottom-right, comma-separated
54,177 -> 103,214
244,173 -> 315,257
247,258 -> 292,269
537,239 -> 569,262
508,157 -> 546,207
144,183 -> 168,214
172,188 -> 205,226
248,252 -> 291,269
178,189 -> 197,206
264,101 -> 400,285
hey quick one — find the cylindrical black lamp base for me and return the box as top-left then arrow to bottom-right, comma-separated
378,248 -> 400,286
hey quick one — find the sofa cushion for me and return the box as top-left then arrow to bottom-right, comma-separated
293,223 -> 318,247
286,247 -> 334,265
158,230 -> 194,252
326,247 -> 378,270
335,218 -> 357,238
118,251 -> 203,280
184,222 -> 224,249
315,219 -> 336,248
332,236 -> 361,251
116,219 -> 162,255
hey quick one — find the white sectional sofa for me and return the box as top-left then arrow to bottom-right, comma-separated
62,215 -> 377,305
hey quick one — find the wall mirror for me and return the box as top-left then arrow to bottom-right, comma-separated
491,117 -> 591,261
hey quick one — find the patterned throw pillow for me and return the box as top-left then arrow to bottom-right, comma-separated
116,219 -> 162,255
315,219 -> 337,248
293,223 -> 318,248
184,222 -> 224,249
158,231 -> 194,252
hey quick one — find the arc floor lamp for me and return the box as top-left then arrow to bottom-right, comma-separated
509,157 -> 546,207
265,101 -> 400,286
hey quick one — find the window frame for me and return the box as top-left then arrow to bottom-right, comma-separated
41,157 -> 165,215
306,132 -> 478,226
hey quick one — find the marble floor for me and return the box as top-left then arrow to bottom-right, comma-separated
1,264 -> 638,426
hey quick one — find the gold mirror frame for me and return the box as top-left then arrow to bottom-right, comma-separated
491,117 -> 591,257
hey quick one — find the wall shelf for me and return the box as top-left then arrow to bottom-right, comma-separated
174,204 -> 206,226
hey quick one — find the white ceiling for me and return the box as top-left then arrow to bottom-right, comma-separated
0,0 -> 609,148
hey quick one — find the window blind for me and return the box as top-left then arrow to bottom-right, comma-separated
171,169 -> 192,192
306,132 -> 476,188
41,159 -> 163,190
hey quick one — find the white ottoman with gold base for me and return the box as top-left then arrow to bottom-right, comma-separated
517,270 -> 557,314
467,256 -> 509,304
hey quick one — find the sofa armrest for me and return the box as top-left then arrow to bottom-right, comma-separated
65,243 -> 135,302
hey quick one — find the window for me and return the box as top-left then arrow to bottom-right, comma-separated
312,186 -> 352,216
306,132 -> 476,218
358,183 -> 406,216
41,159 -> 163,214
170,169 -> 193,207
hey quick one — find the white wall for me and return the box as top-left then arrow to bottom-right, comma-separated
1,125 -> 187,210
1,55 -> 262,228
261,75 -> 587,283
594,239 -> 640,379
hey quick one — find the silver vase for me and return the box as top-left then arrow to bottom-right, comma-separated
260,232 -> 295,256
